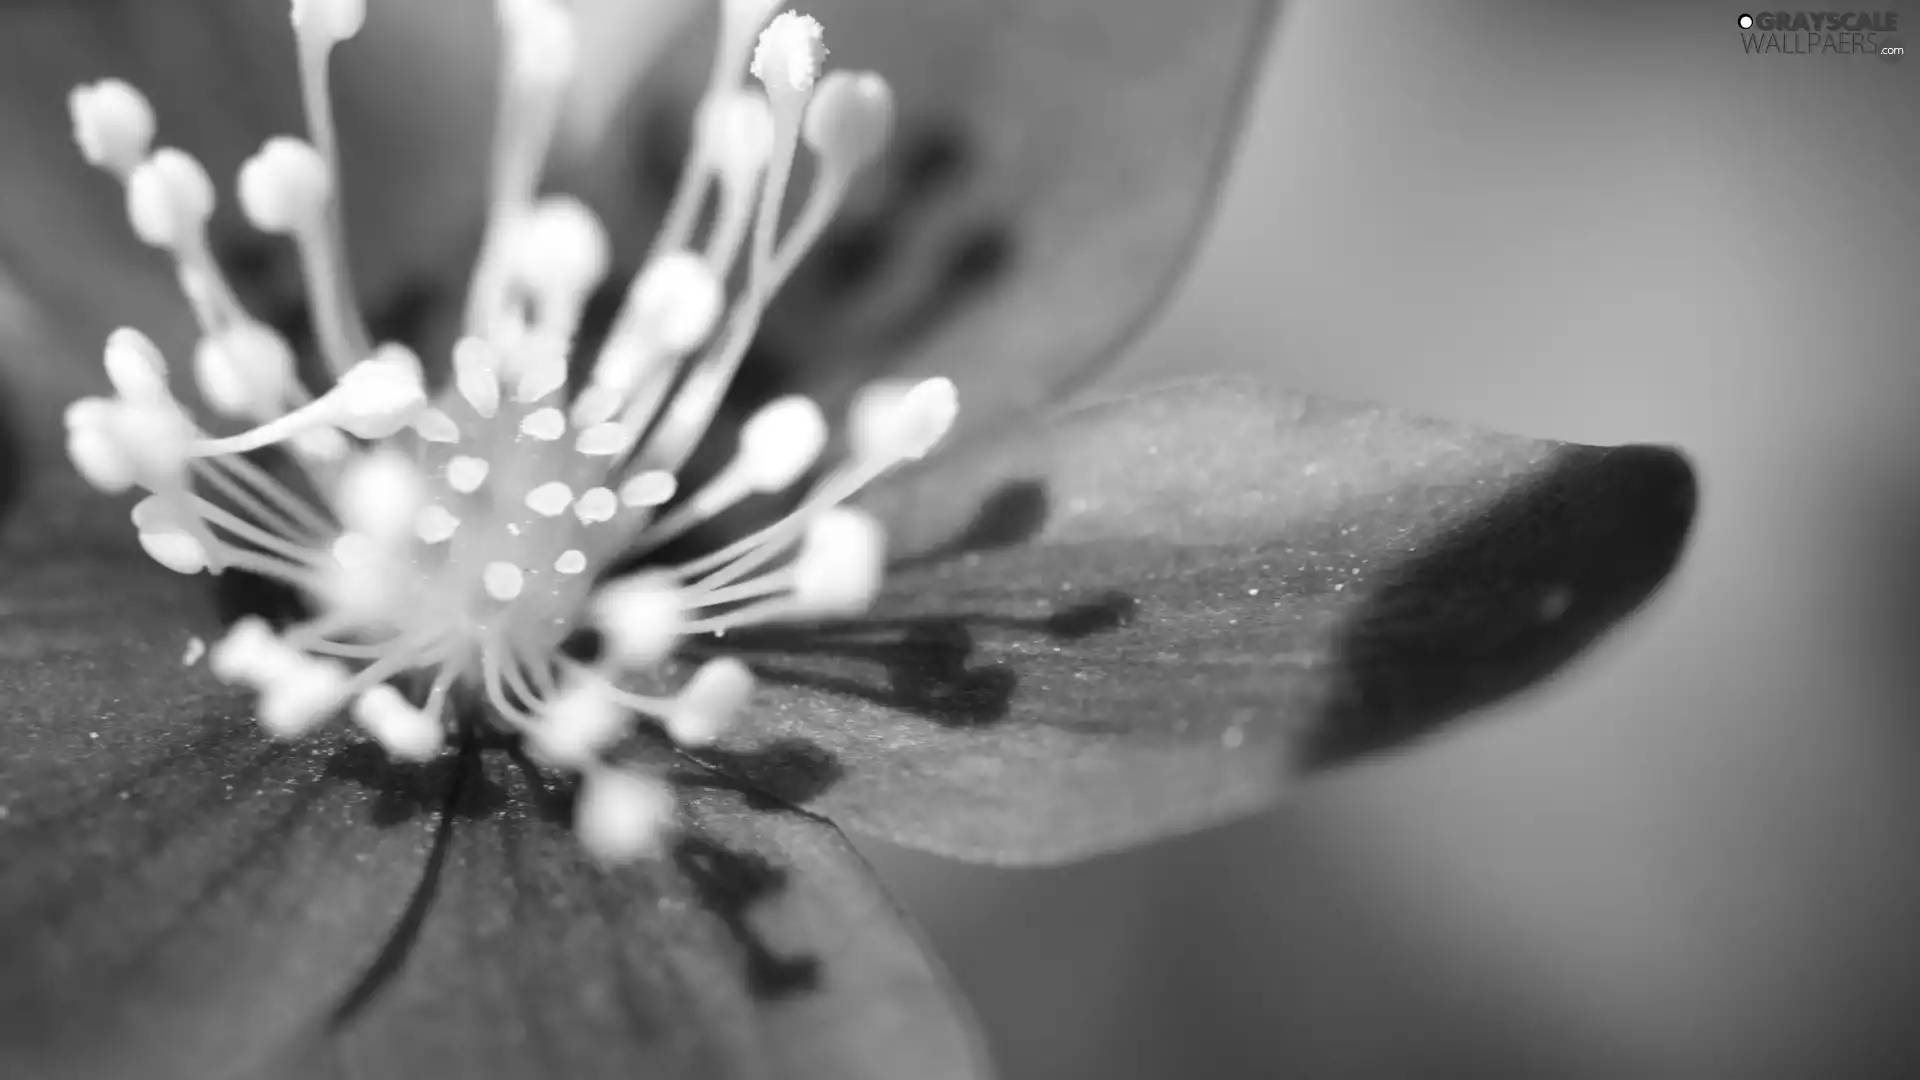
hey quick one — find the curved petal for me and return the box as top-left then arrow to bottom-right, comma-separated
564,0 -> 1279,429
0,1 -> 496,428
701,378 -> 1698,864
281,746 -> 989,1080
0,481 -> 454,1079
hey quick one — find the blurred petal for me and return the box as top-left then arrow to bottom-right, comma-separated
286,748 -> 988,1080
566,0 -> 1278,427
0,1 -> 496,427
0,481 -> 452,1078
703,378 -> 1697,864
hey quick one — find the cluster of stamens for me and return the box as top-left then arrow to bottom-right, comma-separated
61,0 -> 951,862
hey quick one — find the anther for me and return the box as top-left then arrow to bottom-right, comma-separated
131,495 -> 210,575
575,767 -> 675,864
533,678 -> 627,768
69,79 -> 155,176
125,149 -> 215,250
667,656 -> 754,746
521,408 -> 566,441
573,487 -> 618,524
453,338 -> 502,418
499,0 -> 578,90
256,657 -> 351,739
103,327 -> 170,401
484,561 -> 526,601
791,507 -> 886,615
194,323 -> 299,420
594,574 -> 683,669
848,376 -> 960,465
290,0 -> 367,45
803,70 -> 894,171
337,451 -> 427,542
237,137 -> 330,234
737,395 -> 827,495
327,344 -> 427,438
351,684 -> 445,762
446,456 -> 491,493
526,480 -> 574,517
415,505 -> 461,544
750,11 -> 828,98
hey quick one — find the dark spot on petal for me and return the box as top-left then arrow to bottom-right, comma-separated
1043,590 -> 1139,639
898,126 -> 972,198
688,738 -> 844,808
672,835 -> 820,1000
1307,444 -> 1698,768
811,220 -> 890,296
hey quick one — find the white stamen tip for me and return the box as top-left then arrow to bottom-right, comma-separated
668,657 -> 755,746
511,196 -> 608,300
291,0 -> 367,43
103,328 -> 170,401
337,451 -> 427,541
132,495 -> 209,575
698,92 -> 776,180
210,617 -> 292,686
415,504 -> 461,544
631,252 -> 723,354
194,323 -> 298,419
534,679 -> 627,767
526,480 -> 574,517
256,658 -> 351,739
573,487 -> 618,524
576,768 -> 675,864
126,148 -> 215,250
330,344 -> 427,439
413,408 -> 462,444
351,684 -> 445,762
453,337 -> 502,418
70,79 -> 155,174
620,470 -> 678,508
520,407 -> 567,441
804,71 -> 894,169
499,0 -> 577,88
737,395 -> 827,494
594,574 -> 683,669
751,11 -> 827,97
555,549 -> 587,575
484,561 -> 527,601
793,507 -> 886,616
575,423 -> 632,457
237,137 -> 330,234
849,376 -> 959,465
446,455 -> 492,494
65,398 -> 135,494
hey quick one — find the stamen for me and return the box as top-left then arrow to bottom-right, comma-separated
61,4 -> 944,864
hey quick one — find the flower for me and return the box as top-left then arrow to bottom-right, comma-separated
0,1 -> 1698,1077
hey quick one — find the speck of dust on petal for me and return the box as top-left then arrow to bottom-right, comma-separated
59,0 -> 953,864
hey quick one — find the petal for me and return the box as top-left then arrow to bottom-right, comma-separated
567,0 -> 1278,427
284,747 -> 989,1080
0,2 -> 496,418
0,482 -> 454,1077
702,378 -> 1698,864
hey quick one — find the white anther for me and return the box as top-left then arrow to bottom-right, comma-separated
210,617 -> 294,686
331,532 -> 378,571
329,344 -> 427,439
619,470 -> 677,508
194,323 -> 298,419
555,549 -> 587,574
130,495 -> 209,575
256,657 -> 351,739
499,0 -> 577,89
237,137 -> 330,233
667,656 -> 754,746
125,148 -> 215,250
103,327 -> 169,401
576,767 -> 675,864
751,11 -> 827,97
533,678 -> 626,767
446,455 -> 491,493
575,423 -> 632,457
351,684 -> 445,762
69,79 -> 155,175
526,480 -> 574,517
629,252 -> 723,354
792,507 -> 886,615
321,535 -> 404,622
698,91 -> 776,180
453,337 -> 502,418
737,395 -> 826,494
484,561 -> 526,601
293,427 -> 349,463
415,504 -> 461,544
804,71 -> 894,170
413,408 -> 462,444
511,196 -> 608,300
594,574 -> 683,668
573,487 -> 617,524
291,0 -> 367,44
337,451 -> 426,542
65,398 -> 136,494
109,398 -> 195,488
520,407 -> 567,441
848,376 -> 959,465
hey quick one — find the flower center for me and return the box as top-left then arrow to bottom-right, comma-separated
59,0 -> 954,862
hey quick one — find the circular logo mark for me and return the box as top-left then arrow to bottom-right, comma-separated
1738,13 -> 1754,28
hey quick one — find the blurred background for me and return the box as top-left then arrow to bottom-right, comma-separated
863,1 -> 1920,1077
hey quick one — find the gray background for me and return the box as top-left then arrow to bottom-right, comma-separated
866,2 -> 1920,1077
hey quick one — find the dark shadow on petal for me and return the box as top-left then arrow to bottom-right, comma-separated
690,739 -> 846,807
672,833 -> 822,1000
1305,444 -> 1699,768
890,478 -> 1051,571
